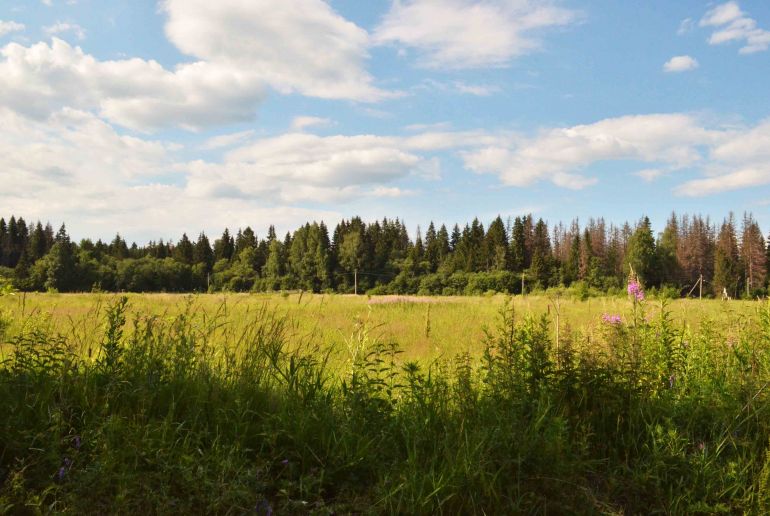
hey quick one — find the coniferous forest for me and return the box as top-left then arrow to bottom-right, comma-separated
1,212 -> 767,297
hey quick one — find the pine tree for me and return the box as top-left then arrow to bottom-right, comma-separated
193,233 -> 214,270
173,233 -> 194,264
485,216 -> 509,271
529,218 -> 552,288
214,228 -> 235,261
45,225 -> 77,292
450,224 -> 461,252
657,212 -> 681,285
110,234 -> 129,259
625,217 -> 658,286
740,213 -> 766,295
28,222 -> 49,262
0,218 -> 6,267
713,216 -> 741,298
564,230 -> 580,285
235,227 -> 257,256
510,217 -> 526,273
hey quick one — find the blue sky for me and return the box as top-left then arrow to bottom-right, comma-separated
1,0 -> 769,242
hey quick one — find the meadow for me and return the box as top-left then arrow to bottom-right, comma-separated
1,292 -> 770,513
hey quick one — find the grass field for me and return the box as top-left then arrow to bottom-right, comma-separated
2,292 -> 770,513
0,292 -> 761,362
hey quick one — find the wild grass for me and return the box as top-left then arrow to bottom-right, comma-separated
1,293 -> 769,513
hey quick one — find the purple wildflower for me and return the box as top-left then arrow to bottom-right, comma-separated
256,499 -> 273,516
281,459 -> 289,465
601,313 -> 622,325
57,466 -> 66,481
627,280 -> 644,301
73,436 -> 81,450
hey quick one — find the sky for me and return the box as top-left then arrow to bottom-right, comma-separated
1,0 -> 769,243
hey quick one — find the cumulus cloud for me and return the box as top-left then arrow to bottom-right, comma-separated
0,106 -> 341,240
0,20 -> 24,37
373,0 -> 578,69
201,130 -> 256,150
462,114 -> 721,188
700,1 -> 770,54
0,1 -> 397,132
0,39 -> 267,130
676,120 -> 770,196
291,116 -> 332,131
663,55 -> 699,72
185,133 -> 424,204
44,22 -> 86,40
162,0 -> 393,101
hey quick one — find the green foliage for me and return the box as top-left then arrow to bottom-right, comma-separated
1,296 -> 770,513
626,216 -> 658,286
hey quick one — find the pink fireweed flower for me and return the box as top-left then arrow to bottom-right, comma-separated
627,280 -> 644,301
601,313 -> 622,325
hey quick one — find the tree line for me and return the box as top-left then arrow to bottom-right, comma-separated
0,213 -> 767,297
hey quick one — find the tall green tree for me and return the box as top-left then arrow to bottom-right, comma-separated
713,216 -> 741,298
625,217 -> 658,286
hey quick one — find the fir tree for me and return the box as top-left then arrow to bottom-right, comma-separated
713,216 -> 741,298
625,217 -> 658,286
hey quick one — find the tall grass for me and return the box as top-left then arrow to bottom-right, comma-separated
1,295 -> 770,513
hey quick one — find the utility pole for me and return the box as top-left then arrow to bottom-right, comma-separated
521,272 -> 525,296
354,269 -> 358,295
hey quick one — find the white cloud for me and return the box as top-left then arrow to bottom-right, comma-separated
0,20 -> 25,37
291,116 -> 332,131
663,55 -> 699,72
44,22 -> 86,40
700,1 -> 770,54
0,39 -> 267,130
678,18 -> 694,35
373,0 -> 578,69
372,186 -> 417,198
162,0 -> 394,101
452,82 -> 501,96
201,130 -> 256,150
676,120 -> 770,196
0,106 -> 341,240
635,168 -> 667,182
462,114 -> 720,188
675,166 -> 770,196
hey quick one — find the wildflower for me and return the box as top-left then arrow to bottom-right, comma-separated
281,459 -> 289,465
56,458 -> 73,481
73,436 -> 81,450
601,313 -> 622,325
627,280 -> 644,301
255,499 -> 273,516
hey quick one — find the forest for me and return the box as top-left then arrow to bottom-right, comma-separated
0,212 -> 767,298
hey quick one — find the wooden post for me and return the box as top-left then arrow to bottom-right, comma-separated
521,272 -> 525,296
699,273 -> 702,300
354,269 -> 358,295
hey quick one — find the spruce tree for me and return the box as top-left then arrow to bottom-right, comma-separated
625,217 -> 658,286
486,216 -> 509,271
740,213 -> 766,295
510,217 -> 526,273
713,216 -> 741,298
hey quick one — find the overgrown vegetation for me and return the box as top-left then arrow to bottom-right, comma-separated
2,292 -> 770,513
1,212 -> 767,297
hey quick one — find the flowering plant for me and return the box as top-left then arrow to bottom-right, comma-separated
601,313 -> 622,325
627,280 -> 644,302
